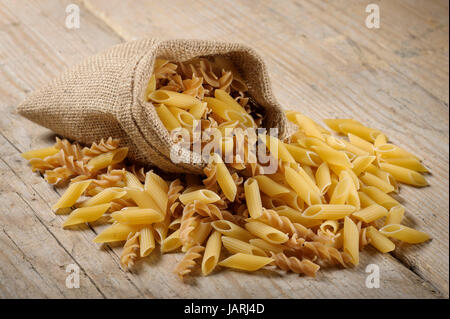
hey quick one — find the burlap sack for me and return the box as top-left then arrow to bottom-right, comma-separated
17,38 -> 290,174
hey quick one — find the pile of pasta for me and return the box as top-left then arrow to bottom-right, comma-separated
20,57 -> 431,280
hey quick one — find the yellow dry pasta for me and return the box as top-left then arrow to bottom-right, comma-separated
211,220 -> 254,242
93,223 -> 138,243
86,148 -> 128,171
201,230 -> 222,276
144,171 -> 169,213
253,175 -> 291,197
379,163 -> 428,187
315,162 -> 331,194
218,253 -> 273,271
139,226 -> 156,257
63,203 -> 111,227
154,103 -> 181,131
21,146 -> 59,160
78,187 -> 126,208
149,89 -> 202,109
343,216 -> 359,265
284,144 -> 322,167
52,180 -> 92,212
379,224 -> 430,244
222,236 -> 267,257
179,189 -> 221,205
384,205 -> 405,226
245,221 -> 289,244
302,204 -> 356,220
244,178 -> 263,219
284,166 -> 321,206
111,208 -> 163,225
366,226 -> 395,253
352,204 -> 388,223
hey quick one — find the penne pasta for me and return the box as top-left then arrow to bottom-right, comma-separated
63,203 -> 111,227
311,145 -> 353,169
222,236 -> 267,257
261,134 -> 296,163
348,133 -> 375,154
380,157 -> 428,173
358,191 -> 377,208
245,221 -> 289,244
144,171 -> 169,213
218,253 -> 273,271
211,220 -> 254,242
338,122 -> 382,142
93,223 -> 138,243
302,204 -> 356,220
211,153 -> 236,201
21,146 -> 59,160
154,103 -> 181,131
315,162 -> 331,194
329,177 -> 352,205
343,216 -> 359,265
284,143 -> 322,167
78,187 -> 126,208
284,166 -> 321,206
111,208 -> 163,225
323,119 -> 363,133
384,205 -> 405,226
254,175 -> 291,197
273,206 -> 322,228
179,189 -> 221,205
366,226 -> 395,253
125,171 -> 144,190
359,172 -> 395,193
379,224 -> 430,244
352,204 -> 388,223
379,163 -> 428,187
86,148 -> 128,171
202,231 -> 222,276
248,238 -> 286,254
149,89 -> 201,109
189,102 -> 207,120
125,187 -> 162,213
352,155 -> 377,176
244,178 -> 263,219
161,229 -> 182,253
52,180 -> 92,212
168,106 -> 195,128
139,226 -> 156,257
375,144 -> 419,160
361,186 -> 399,209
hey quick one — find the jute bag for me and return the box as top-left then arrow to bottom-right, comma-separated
17,38 -> 290,174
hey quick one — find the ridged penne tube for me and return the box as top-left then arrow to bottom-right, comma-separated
153,212 -> 171,244
319,220 -> 340,234
295,114 -> 323,139
190,220 -> 212,246
168,106 -> 195,128
214,89 -> 248,115
302,205 -> 356,220
149,89 -> 201,109
223,109 -> 255,128
202,231 -> 222,276
203,97 -> 233,121
78,187 -> 126,208
211,220 -> 254,242
326,136 -> 369,157
261,134 -> 296,163
302,165 -> 316,182
274,191 -> 306,212
284,144 -> 322,166
329,177 -> 351,205
52,180 -> 92,212
21,146 -> 59,160
111,208 -> 163,225
359,172 -> 395,193
63,203 -> 111,227
381,157 -> 428,173
222,236 -> 267,257
211,153 -> 236,201
245,221 -> 289,244
366,226 -> 395,253
139,226 -> 155,257
338,122 -> 382,142
218,253 -> 273,271
154,103 -> 181,131
352,204 -> 388,223
323,119 -> 363,133
86,148 -> 128,171
188,102 -> 207,120
125,187 -> 162,213
384,205 -> 405,226
253,175 -> 291,197
348,133 -> 375,154
284,166 -> 321,206
244,178 -> 263,219
179,189 -> 221,205
297,166 -> 321,194
379,224 -> 430,244
249,238 -> 286,254
145,74 -> 156,97
373,133 -> 388,147
93,223 -> 138,243
125,171 -> 144,190
375,144 -> 419,160
310,145 -> 353,169
161,229 -> 182,253
273,206 -> 322,228
144,171 -> 169,213
352,155 -> 377,176
379,163 -> 428,187
340,169 -> 360,190
343,216 -> 359,265
315,162 -> 331,194
358,191 -> 377,208
361,186 -> 399,209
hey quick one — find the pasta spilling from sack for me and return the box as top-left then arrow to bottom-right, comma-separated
20,57 -> 431,280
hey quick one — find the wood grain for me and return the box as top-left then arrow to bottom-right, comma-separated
0,0 -> 447,298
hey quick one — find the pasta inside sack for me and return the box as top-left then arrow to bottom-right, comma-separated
21,57 -> 431,280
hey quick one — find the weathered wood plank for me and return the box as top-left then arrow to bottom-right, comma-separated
81,0 -> 449,296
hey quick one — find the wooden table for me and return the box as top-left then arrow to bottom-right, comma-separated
0,0 -> 448,298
